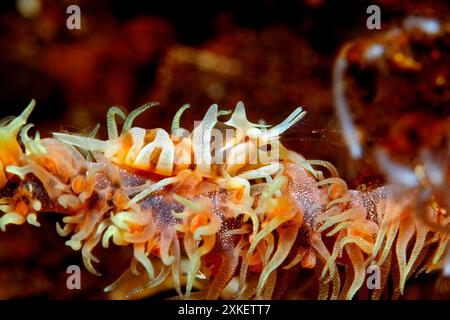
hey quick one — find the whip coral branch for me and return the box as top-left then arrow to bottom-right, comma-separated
0,100 -> 448,299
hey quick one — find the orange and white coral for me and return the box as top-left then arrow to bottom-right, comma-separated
0,100 -> 448,299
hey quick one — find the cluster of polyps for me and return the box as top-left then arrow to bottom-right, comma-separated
0,100 -> 448,299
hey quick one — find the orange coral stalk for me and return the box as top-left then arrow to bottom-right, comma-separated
0,100 -> 448,300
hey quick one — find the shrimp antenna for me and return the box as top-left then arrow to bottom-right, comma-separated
333,45 -> 362,159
